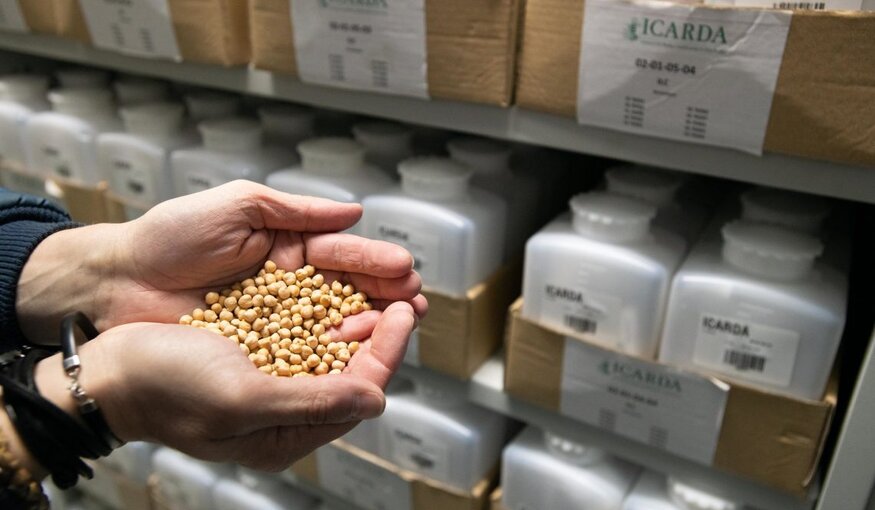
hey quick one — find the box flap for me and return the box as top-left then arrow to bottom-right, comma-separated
504,299 -> 563,410
169,0 -> 251,66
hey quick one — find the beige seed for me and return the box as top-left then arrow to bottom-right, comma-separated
190,320 -> 205,328
289,353 -> 303,365
313,305 -> 327,320
291,326 -> 304,338
238,295 -> 253,309
301,345 -> 314,358
327,342 -> 338,355
258,365 -> 273,374
301,305 -> 314,320
279,338 -> 292,350
192,308 -> 205,321
320,294 -> 333,308
322,353 -> 335,365
244,286 -> 258,296
329,369 -> 343,375
306,354 -> 321,368
239,343 -> 250,354
311,324 -> 326,337
257,285 -> 268,296
348,341 -> 360,354
264,260 -> 277,273
230,289 -> 243,299
301,277 -> 313,289
210,303 -> 222,314
303,319 -> 315,331
267,322 -> 280,335
337,349 -> 351,363
299,287 -> 312,298
264,295 -> 278,308
290,365 -> 303,375
276,365 -> 291,377
306,336 -> 319,349
179,314 -> 193,325
304,265 -> 315,277
278,286 -> 291,299
219,309 -> 234,321
264,273 -> 276,285
320,317 -> 332,329
275,349 -> 292,362
342,284 -> 354,297
319,334 -> 333,346
331,360 -> 346,371
314,362 -> 329,375
312,274 -> 325,287
253,354 -> 269,367
350,301 -> 363,315
330,313 -> 343,327
331,281 -> 343,294
316,345 -> 327,357
340,303 -> 351,316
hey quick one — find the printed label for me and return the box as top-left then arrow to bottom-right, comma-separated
38,144 -> 78,182
576,0 -> 791,154
316,445 -> 412,510
560,338 -> 728,464
387,427 -> 451,482
111,156 -> 159,206
706,0 -> 862,10
79,0 -> 181,59
374,222 -> 440,282
693,313 -> 800,387
539,282 -> 623,343
290,0 -> 429,98
0,0 -> 28,32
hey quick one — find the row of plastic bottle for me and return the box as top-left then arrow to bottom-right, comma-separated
522,168 -> 849,401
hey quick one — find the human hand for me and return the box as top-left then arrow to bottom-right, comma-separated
32,301 -> 416,472
17,181 -> 427,342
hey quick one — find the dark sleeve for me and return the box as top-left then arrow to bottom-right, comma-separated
0,189 -> 79,353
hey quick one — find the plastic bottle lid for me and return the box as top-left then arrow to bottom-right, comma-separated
721,220 -> 823,280
198,117 -> 263,152
113,77 -> 169,106
120,101 -> 185,139
568,191 -> 656,243
353,121 -> 413,155
298,137 -> 366,175
447,137 -> 512,174
48,87 -> 116,117
398,157 -> 472,200
667,478 -> 738,510
412,380 -> 465,407
740,187 -> 830,234
184,91 -> 240,121
55,68 -> 111,89
605,165 -> 684,208
543,431 -> 606,465
257,104 -> 314,140
0,74 -> 50,101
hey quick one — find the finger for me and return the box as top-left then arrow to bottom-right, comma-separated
346,301 -> 416,389
219,180 -> 363,232
331,311 -> 381,342
265,230 -> 306,272
368,294 -> 428,320
317,270 -> 422,301
303,233 -> 414,278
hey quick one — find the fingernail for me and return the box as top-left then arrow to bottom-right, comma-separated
356,391 -> 385,419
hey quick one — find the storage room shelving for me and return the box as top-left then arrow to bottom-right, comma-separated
1,31 -> 873,510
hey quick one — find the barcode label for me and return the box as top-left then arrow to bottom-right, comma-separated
723,350 -> 766,372
773,2 -> 826,8
565,315 -> 597,334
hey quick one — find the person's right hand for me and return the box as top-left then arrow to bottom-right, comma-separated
32,300 -> 416,471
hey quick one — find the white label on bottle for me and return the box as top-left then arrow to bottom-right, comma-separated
403,328 -> 421,366
387,426 -> 451,482
373,222 -> 440,283
693,313 -> 800,387
539,282 -> 623,343
0,0 -> 28,32
79,0 -> 181,60
37,143 -> 80,182
560,338 -> 729,464
290,0 -> 429,98
316,445 -> 412,510
111,156 -> 159,206
576,0 -> 791,155
705,0 -> 862,10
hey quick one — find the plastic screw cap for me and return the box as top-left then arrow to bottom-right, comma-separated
0,74 -> 50,100
740,187 -> 831,234
605,164 -> 684,207
55,68 -> 111,89
447,137 -> 512,174
667,478 -> 738,510
185,91 -> 240,121
48,87 -> 115,115
297,137 -> 366,174
569,191 -> 657,243
353,121 -> 413,152
721,220 -> 823,280
398,156 -> 472,200
198,117 -> 263,152
120,101 -> 185,136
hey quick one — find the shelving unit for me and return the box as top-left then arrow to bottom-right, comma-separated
1,30 -> 873,510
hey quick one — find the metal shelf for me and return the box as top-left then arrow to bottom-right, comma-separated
1,32 -> 874,204
399,356 -> 817,510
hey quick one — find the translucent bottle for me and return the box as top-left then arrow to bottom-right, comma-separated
502,427 -> 639,510
622,471 -> 682,510
214,470 -> 318,510
659,220 -> 847,400
99,441 -> 156,484
376,381 -> 511,491
184,91 -> 240,122
98,101 -> 197,219
257,103 -> 315,146
523,192 -> 687,358
448,136 -> 541,259
666,477 -> 739,510
25,87 -> 122,187
0,74 -> 51,196
152,448 -> 233,510
55,68 -> 111,89
171,117 -> 297,196
342,376 -> 414,455
352,120 -> 413,178
112,76 -> 169,106
740,187 -> 830,234
361,157 -> 506,296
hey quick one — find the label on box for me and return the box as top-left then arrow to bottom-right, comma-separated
693,313 -> 799,387
576,0 -> 791,154
79,0 -> 181,60
388,426 -> 451,482
705,0 -> 863,10
374,222 -> 440,283
290,0 -> 429,98
317,446 -> 412,510
560,338 -> 729,464
0,0 -> 28,32
540,282 -> 622,342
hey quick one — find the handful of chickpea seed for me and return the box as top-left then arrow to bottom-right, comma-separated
179,261 -> 370,377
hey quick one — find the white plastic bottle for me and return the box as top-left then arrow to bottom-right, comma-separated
523,192 -> 687,358
112,76 -> 169,106
213,470 -> 318,510
55,68 -> 111,89
361,157 -> 506,296
25,87 -> 122,187
606,165 -> 709,243
99,441 -> 156,484
623,471 -> 682,510
184,91 -> 240,122
98,101 -> 197,219
666,477 -> 739,510
342,375 -> 415,455
376,381 -> 511,491
502,426 -> 639,510
352,120 -> 413,177
0,74 -> 51,196
448,136 -> 542,259
152,448 -> 232,510
257,103 -> 315,146
659,220 -> 847,400
740,187 -> 830,234
171,117 -> 297,196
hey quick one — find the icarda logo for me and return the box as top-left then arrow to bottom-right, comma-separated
624,15 -> 729,47
599,359 -> 683,393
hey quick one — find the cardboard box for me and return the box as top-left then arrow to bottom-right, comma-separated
51,179 -> 126,224
515,0 -> 875,167
490,487 -> 506,510
504,299 -> 836,497
292,439 -> 496,510
79,461 -> 152,510
249,0 -> 521,106
414,262 -> 521,380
